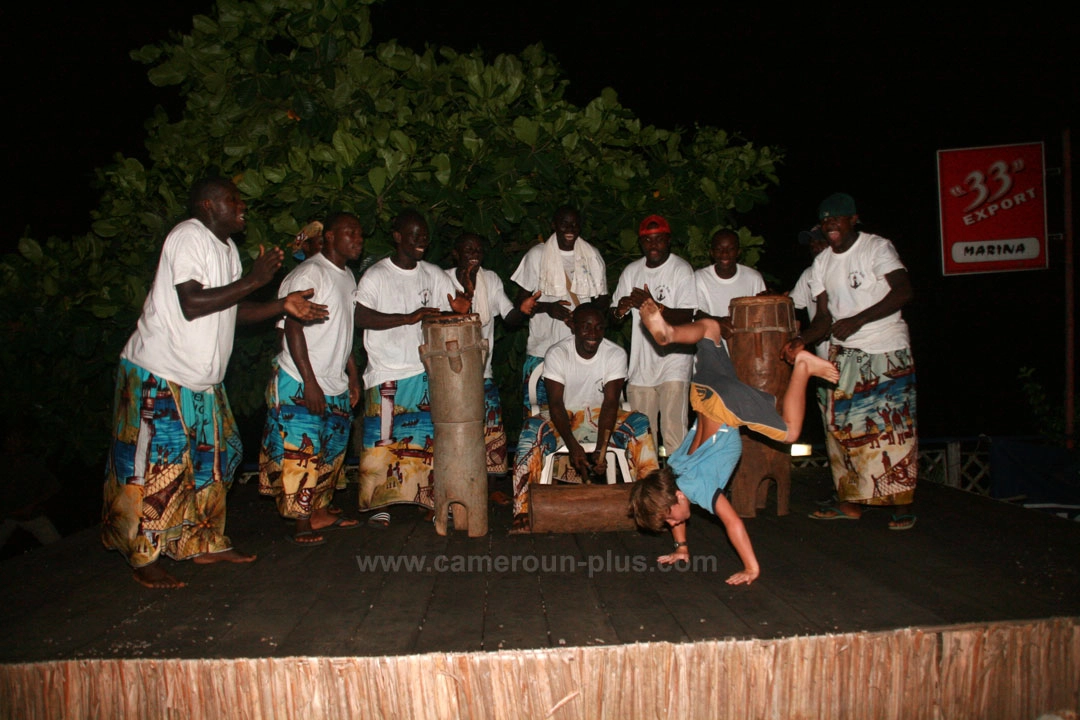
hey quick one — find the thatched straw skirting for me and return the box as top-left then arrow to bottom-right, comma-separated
3,617 -> 1077,719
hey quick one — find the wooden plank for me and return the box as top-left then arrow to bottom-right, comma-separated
742,511 -> 947,634
667,508 -> 822,638
481,501 -> 551,650
532,532 -> 619,647
618,527 -> 757,641
575,531 -> 690,644
412,528 -> 491,652
347,504 -> 450,656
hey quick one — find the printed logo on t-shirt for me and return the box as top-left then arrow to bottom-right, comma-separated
848,271 -> 865,289
419,288 -> 433,306
652,284 -> 672,303
594,378 -> 605,395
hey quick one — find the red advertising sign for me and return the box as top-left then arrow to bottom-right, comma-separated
937,142 -> 1047,276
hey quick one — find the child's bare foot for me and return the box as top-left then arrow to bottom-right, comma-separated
640,299 -> 673,344
193,549 -> 257,564
133,562 -> 186,589
726,567 -> 759,585
795,350 -> 840,383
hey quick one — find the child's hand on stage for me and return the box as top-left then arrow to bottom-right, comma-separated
657,546 -> 690,566
725,567 -> 760,586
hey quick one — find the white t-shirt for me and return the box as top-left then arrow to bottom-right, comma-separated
276,253 -> 357,395
543,337 -> 627,412
511,241 -> 608,358
121,218 -> 242,392
790,264 -> 829,359
611,254 -> 696,386
446,267 -> 514,379
354,258 -> 455,387
694,264 -> 766,318
808,232 -> 910,353
789,265 -> 816,319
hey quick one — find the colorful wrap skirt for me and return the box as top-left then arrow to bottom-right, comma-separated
521,355 -> 549,420
512,407 -> 659,518
258,363 -> 352,518
102,359 -> 242,566
358,372 -> 437,510
825,345 -> 918,505
482,378 -> 508,475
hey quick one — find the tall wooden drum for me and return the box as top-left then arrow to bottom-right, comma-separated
728,295 -> 796,517
419,314 -> 489,537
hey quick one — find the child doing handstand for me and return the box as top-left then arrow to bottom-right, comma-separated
628,296 -> 839,585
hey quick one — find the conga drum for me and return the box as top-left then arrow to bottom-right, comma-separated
728,295 -> 796,517
419,314 -> 489,537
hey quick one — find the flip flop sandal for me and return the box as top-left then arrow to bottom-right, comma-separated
367,511 -> 391,528
888,514 -> 917,531
282,506 -> 344,523
809,505 -> 860,520
427,507 -> 455,525
318,516 -> 361,532
286,531 -> 326,546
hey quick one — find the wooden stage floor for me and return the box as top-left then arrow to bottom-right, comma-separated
1,468 -> 1078,665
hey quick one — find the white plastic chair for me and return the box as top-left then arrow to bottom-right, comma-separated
526,361 -> 633,485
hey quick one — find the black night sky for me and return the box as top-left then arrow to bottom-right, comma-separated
3,2 -> 1078,438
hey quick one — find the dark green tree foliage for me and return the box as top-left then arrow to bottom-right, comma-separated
0,0 -> 779,464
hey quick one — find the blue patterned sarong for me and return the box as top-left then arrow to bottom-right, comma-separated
358,373 -> 436,509
258,363 -> 352,518
102,359 -> 242,566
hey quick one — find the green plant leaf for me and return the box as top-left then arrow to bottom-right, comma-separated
18,237 -> 43,263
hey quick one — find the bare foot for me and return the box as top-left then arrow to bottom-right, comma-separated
133,562 -> 187,589
726,567 -> 760,585
795,349 -> 840,383
192,549 -> 257,565
640,299 -> 673,344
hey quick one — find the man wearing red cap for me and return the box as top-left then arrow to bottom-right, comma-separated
611,215 -> 697,453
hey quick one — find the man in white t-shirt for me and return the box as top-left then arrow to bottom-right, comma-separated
789,225 -> 830,359
783,193 -> 918,531
511,205 -> 609,417
511,305 -> 659,525
354,210 -> 470,518
446,233 -> 537,475
102,177 -> 329,589
260,212 -> 365,544
694,230 -> 766,339
788,224 -> 832,440
611,214 -> 696,452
